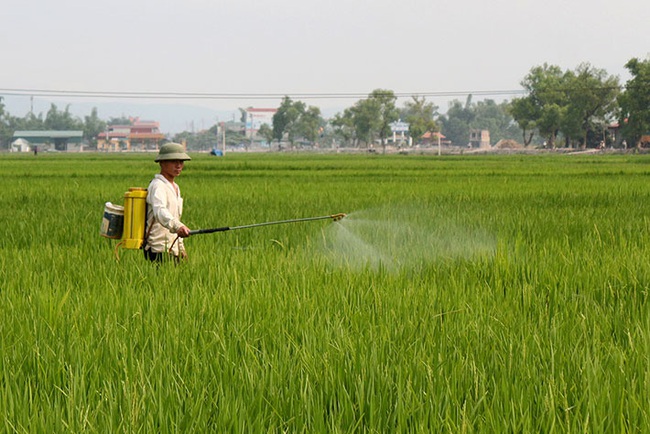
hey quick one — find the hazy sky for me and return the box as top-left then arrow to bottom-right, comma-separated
2,0 -> 649,117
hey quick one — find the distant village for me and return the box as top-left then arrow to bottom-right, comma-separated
9,111 -> 636,156
9,109 -> 460,154
12,118 -> 164,153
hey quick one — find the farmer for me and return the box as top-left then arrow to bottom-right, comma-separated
143,142 -> 192,263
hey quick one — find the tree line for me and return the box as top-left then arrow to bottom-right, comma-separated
269,57 -> 648,150
0,101 -> 135,150
1,56 -> 648,151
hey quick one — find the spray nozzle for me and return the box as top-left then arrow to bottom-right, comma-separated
331,213 -> 347,222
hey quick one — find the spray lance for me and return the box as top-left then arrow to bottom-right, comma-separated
189,213 -> 347,235
169,213 -> 347,250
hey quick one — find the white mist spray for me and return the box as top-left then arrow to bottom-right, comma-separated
318,207 -> 496,272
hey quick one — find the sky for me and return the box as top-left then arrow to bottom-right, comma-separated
1,0 -> 649,132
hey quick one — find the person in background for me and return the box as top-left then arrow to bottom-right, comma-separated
143,142 -> 192,263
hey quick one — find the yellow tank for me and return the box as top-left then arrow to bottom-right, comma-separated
121,187 -> 148,249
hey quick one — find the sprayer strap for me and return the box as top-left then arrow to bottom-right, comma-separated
169,235 -> 180,254
142,217 -> 155,249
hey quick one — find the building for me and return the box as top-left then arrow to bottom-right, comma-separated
389,121 -> 410,145
244,108 -> 277,136
421,131 -> 451,147
97,118 -> 166,151
12,130 -> 84,151
10,138 -> 31,152
607,122 -> 650,148
469,129 -> 490,148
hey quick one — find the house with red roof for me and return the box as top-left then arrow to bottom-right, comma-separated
97,118 -> 167,151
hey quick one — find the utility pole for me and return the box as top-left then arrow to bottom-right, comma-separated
221,122 -> 226,155
249,113 -> 254,150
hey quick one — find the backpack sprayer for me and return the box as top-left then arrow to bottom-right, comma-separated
100,187 -> 148,259
101,187 -> 346,259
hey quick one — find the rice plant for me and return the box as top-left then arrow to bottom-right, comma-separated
1,152 -> 649,432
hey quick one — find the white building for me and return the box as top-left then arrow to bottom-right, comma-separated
245,108 -> 277,136
11,138 -> 31,152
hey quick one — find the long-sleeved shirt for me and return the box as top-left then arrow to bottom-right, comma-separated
145,174 -> 186,256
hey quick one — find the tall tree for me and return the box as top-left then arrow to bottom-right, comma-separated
402,96 -> 438,145
272,96 -> 321,148
285,100 -> 306,147
108,116 -> 132,126
296,106 -> 322,145
562,63 -> 619,147
8,111 -> 45,133
83,107 -> 107,149
438,95 -> 475,147
349,99 -> 379,147
330,108 -> 356,147
257,123 -> 275,146
618,57 -> 650,147
369,89 -> 399,153
510,63 -> 621,148
239,107 -> 249,124
44,104 -> 83,130
272,97 -> 299,146
509,96 -> 538,146
173,129 -> 216,151
518,64 -> 567,148
472,99 -> 520,145
344,89 -> 399,151
0,96 -> 11,149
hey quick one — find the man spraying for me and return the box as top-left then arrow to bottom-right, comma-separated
144,142 -> 192,263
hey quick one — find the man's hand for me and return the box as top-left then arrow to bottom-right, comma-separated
177,225 -> 191,238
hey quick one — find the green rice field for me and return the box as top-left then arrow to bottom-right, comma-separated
2,151 -> 650,432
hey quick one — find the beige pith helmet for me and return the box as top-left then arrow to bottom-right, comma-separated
155,142 -> 191,162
